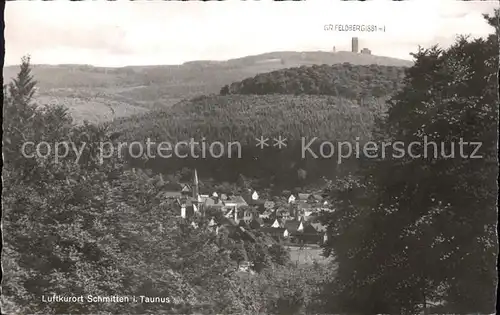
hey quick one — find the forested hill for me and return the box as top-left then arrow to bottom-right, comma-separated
111,62 -> 407,188
111,94 -> 384,188
220,63 -> 407,100
113,94 -> 380,144
112,62 -> 406,147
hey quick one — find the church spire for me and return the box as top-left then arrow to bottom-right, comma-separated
193,169 -> 199,200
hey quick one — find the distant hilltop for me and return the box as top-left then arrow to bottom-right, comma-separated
5,50 -> 413,72
224,50 -> 412,67
3,50 -> 413,124
182,60 -> 224,66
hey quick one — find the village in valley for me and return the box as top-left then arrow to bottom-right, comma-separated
160,169 -> 332,269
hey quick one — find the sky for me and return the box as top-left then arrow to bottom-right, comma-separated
5,0 -> 499,67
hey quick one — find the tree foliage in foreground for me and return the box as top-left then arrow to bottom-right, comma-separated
321,10 -> 499,315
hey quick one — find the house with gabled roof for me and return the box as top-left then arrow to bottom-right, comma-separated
310,222 -> 328,244
310,222 -> 326,233
302,210 -> 317,221
283,229 -> 291,238
288,194 -> 296,204
198,194 -> 209,204
164,191 -> 182,199
274,205 -> 291,217
271,218 -> 285,228
301,222 -> 322,243
311,194 -> 324,202
260,227 -> 287,242
274,207 -> 292,222
242,189 -> 264,207
218,215 -> 258,243
181,184 -> 192,194
251,190 -> 259,200
282,219 -> 323,244
223,205 -> 252,225
204,196 -> 225,209
224,196 -> 248,208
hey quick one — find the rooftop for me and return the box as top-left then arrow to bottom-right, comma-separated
225,196 -> 248,207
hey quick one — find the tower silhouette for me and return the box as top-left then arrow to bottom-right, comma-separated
193,169 -> 199,201
352,37 -> 359,53
192,169 -> 204,216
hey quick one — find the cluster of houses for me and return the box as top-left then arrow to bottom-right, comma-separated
162,170 -> 331,246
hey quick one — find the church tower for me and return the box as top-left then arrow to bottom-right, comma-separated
192,169 -> 203,216
193,169 -> 199,201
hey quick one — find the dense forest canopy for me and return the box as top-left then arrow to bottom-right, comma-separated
220,63 -> 407,101
110,63 -> 404,187
112,63 -> 406,146
110,94 -> 385,188
320,10 -> 499,314
112,94 -> 381,144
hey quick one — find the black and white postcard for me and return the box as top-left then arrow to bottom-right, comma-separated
2,1 -> 499,314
